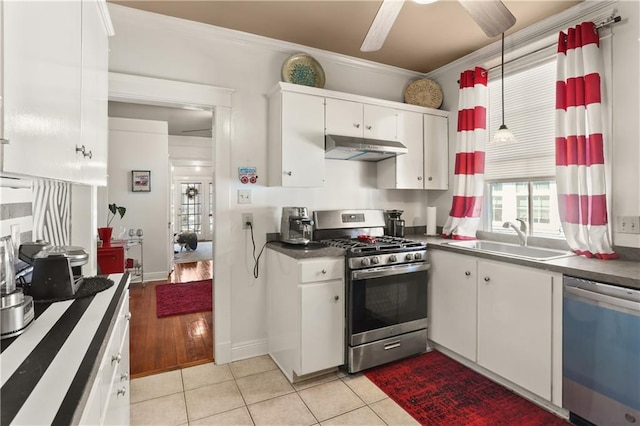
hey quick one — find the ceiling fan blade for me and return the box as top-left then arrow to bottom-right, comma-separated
458,0 -> 516,38
361,0 -> 405,52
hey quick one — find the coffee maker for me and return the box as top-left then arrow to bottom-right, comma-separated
385,210 -> 405,237
280,207 -> 314,245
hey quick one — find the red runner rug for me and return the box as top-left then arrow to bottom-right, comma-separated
155,279 -> 212,318
364,351 -> 567,425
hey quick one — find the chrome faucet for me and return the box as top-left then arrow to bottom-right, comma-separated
503,219 -> 528,246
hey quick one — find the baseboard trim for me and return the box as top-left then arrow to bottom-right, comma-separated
231,338 -> 268,362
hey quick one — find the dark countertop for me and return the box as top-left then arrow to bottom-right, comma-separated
409,234 -> 640,291
0,273 -> 130,425
267,241 -> 346,259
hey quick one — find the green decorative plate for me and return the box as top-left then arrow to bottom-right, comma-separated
281,53 -> 326,88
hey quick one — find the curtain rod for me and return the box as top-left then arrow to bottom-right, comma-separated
457,15 -> 622,83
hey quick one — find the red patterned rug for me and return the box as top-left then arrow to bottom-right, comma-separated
155,279 -> 212,318
364,351 -> 567,426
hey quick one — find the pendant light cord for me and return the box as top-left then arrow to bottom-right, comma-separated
501,32 -> 505,127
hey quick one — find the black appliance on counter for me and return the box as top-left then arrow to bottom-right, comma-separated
18,242 -> 89,300
314,209 -> 429,373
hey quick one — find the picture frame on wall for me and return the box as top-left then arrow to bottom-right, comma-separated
131,170 -> 151,192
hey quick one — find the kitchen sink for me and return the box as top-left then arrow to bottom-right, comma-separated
444,240 -> 575,261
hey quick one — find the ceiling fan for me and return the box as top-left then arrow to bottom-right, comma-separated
361,0 -> 516,52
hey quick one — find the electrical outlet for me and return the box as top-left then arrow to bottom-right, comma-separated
242,213 -> 253,230
618,216 -> 640,234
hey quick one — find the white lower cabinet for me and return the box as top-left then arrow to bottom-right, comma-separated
428,249 -> 561,402
80,289 -> 131,425
477,260 -> 553,401
267,249 -> 345,382
428,250 -> 477,361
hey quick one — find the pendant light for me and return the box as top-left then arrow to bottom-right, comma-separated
492,32 -> 517,145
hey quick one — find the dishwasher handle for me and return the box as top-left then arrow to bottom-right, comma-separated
564,278 -> 640,314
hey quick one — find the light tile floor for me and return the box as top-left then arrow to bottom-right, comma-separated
130,355 -> 419,426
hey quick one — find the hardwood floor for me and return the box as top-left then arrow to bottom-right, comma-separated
129,260 -> 213,378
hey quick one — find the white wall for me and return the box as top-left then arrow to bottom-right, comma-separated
104,117 -> 170,280
108,4 -> 431,357
425,0 -> 640,249
169,135 -> 213,165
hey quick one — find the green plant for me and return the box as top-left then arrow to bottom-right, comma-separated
107,203 -> 126,227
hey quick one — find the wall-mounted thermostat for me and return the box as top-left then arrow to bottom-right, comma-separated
239,167 -> 258,184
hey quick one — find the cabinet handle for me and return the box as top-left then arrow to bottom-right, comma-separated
120,373 -> 129,381
75,144 -> 86,155
125,312 -> 132,321
284,171 -> 292,176
321,269 -> 327,274
0,138 -> 9,144
465,271 -> 471,276
83,150 -> 92,159
417,176 -> 423,181
334,295 -> 340,301
366,125 -> 372,130
484,277 -> 490,282
428,177 -> 433,181
354,123 -> 360,128
111,353 -> 122,364
117,387 -> 126,397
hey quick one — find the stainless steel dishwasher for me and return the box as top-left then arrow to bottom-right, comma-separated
563,276 -> 640,425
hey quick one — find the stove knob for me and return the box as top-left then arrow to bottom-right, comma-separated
361,258 -> 371,267
405,253 -> 414,261
371,257 -> 380,265
414,252 -> 423,260
388,255 -> 397,263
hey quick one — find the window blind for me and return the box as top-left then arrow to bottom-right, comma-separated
485,58 -> 557,180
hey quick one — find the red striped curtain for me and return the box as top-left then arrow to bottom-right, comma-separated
555,22 -> 616,259
442,67 -> 487,240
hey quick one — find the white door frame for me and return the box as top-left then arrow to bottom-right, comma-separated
109,72 -> 234,364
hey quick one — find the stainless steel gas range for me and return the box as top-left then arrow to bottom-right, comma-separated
314,209 -> 429,373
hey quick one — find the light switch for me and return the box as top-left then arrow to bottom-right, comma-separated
238,189 -> 252,204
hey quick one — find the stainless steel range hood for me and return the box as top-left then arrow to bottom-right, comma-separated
325,134 -> 408,162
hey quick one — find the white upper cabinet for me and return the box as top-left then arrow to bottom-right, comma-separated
377,110 -> 424,189
423,113 -> 449,190
377,111 -> 449,190
2,0 -> 82,181
80,0 -> 111,186
1,0 -> 111,185
325,98 -> 398,141
268,90 -> 325,187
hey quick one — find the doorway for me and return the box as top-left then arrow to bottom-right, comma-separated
108,72 -> 234,367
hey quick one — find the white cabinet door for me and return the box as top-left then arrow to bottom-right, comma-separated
363,104 -> 398,141
299,279 -> 345,375
80,0 -> 109,186
428,250 -> 477,361
3,0 -> 82,181
278,92 -> 325,187
477,261 -> 553,400
377,110 -> 423,189
423,114 -> 449,190
325,98 -> 362,137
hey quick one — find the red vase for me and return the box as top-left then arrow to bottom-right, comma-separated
98,227 -> 113,246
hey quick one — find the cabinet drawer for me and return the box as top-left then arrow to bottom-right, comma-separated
97,247 -> 125,274
299,258 -> 344,283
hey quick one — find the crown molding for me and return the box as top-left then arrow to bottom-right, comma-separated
107,3 -> 422,80
425,0 -> 617,80
97,0 -> 115,37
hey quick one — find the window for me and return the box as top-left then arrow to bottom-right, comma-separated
484,56 -> 563,238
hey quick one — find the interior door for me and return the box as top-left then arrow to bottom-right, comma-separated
175,180 -> 212,240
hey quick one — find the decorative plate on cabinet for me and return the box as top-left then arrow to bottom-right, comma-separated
404,79 -> 443,109
281,53 -> 326,88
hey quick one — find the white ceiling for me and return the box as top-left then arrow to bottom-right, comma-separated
109,0 -> 581,73
108,101 -> 213,138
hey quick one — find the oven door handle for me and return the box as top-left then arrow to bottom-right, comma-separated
351,262 -> 430,280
